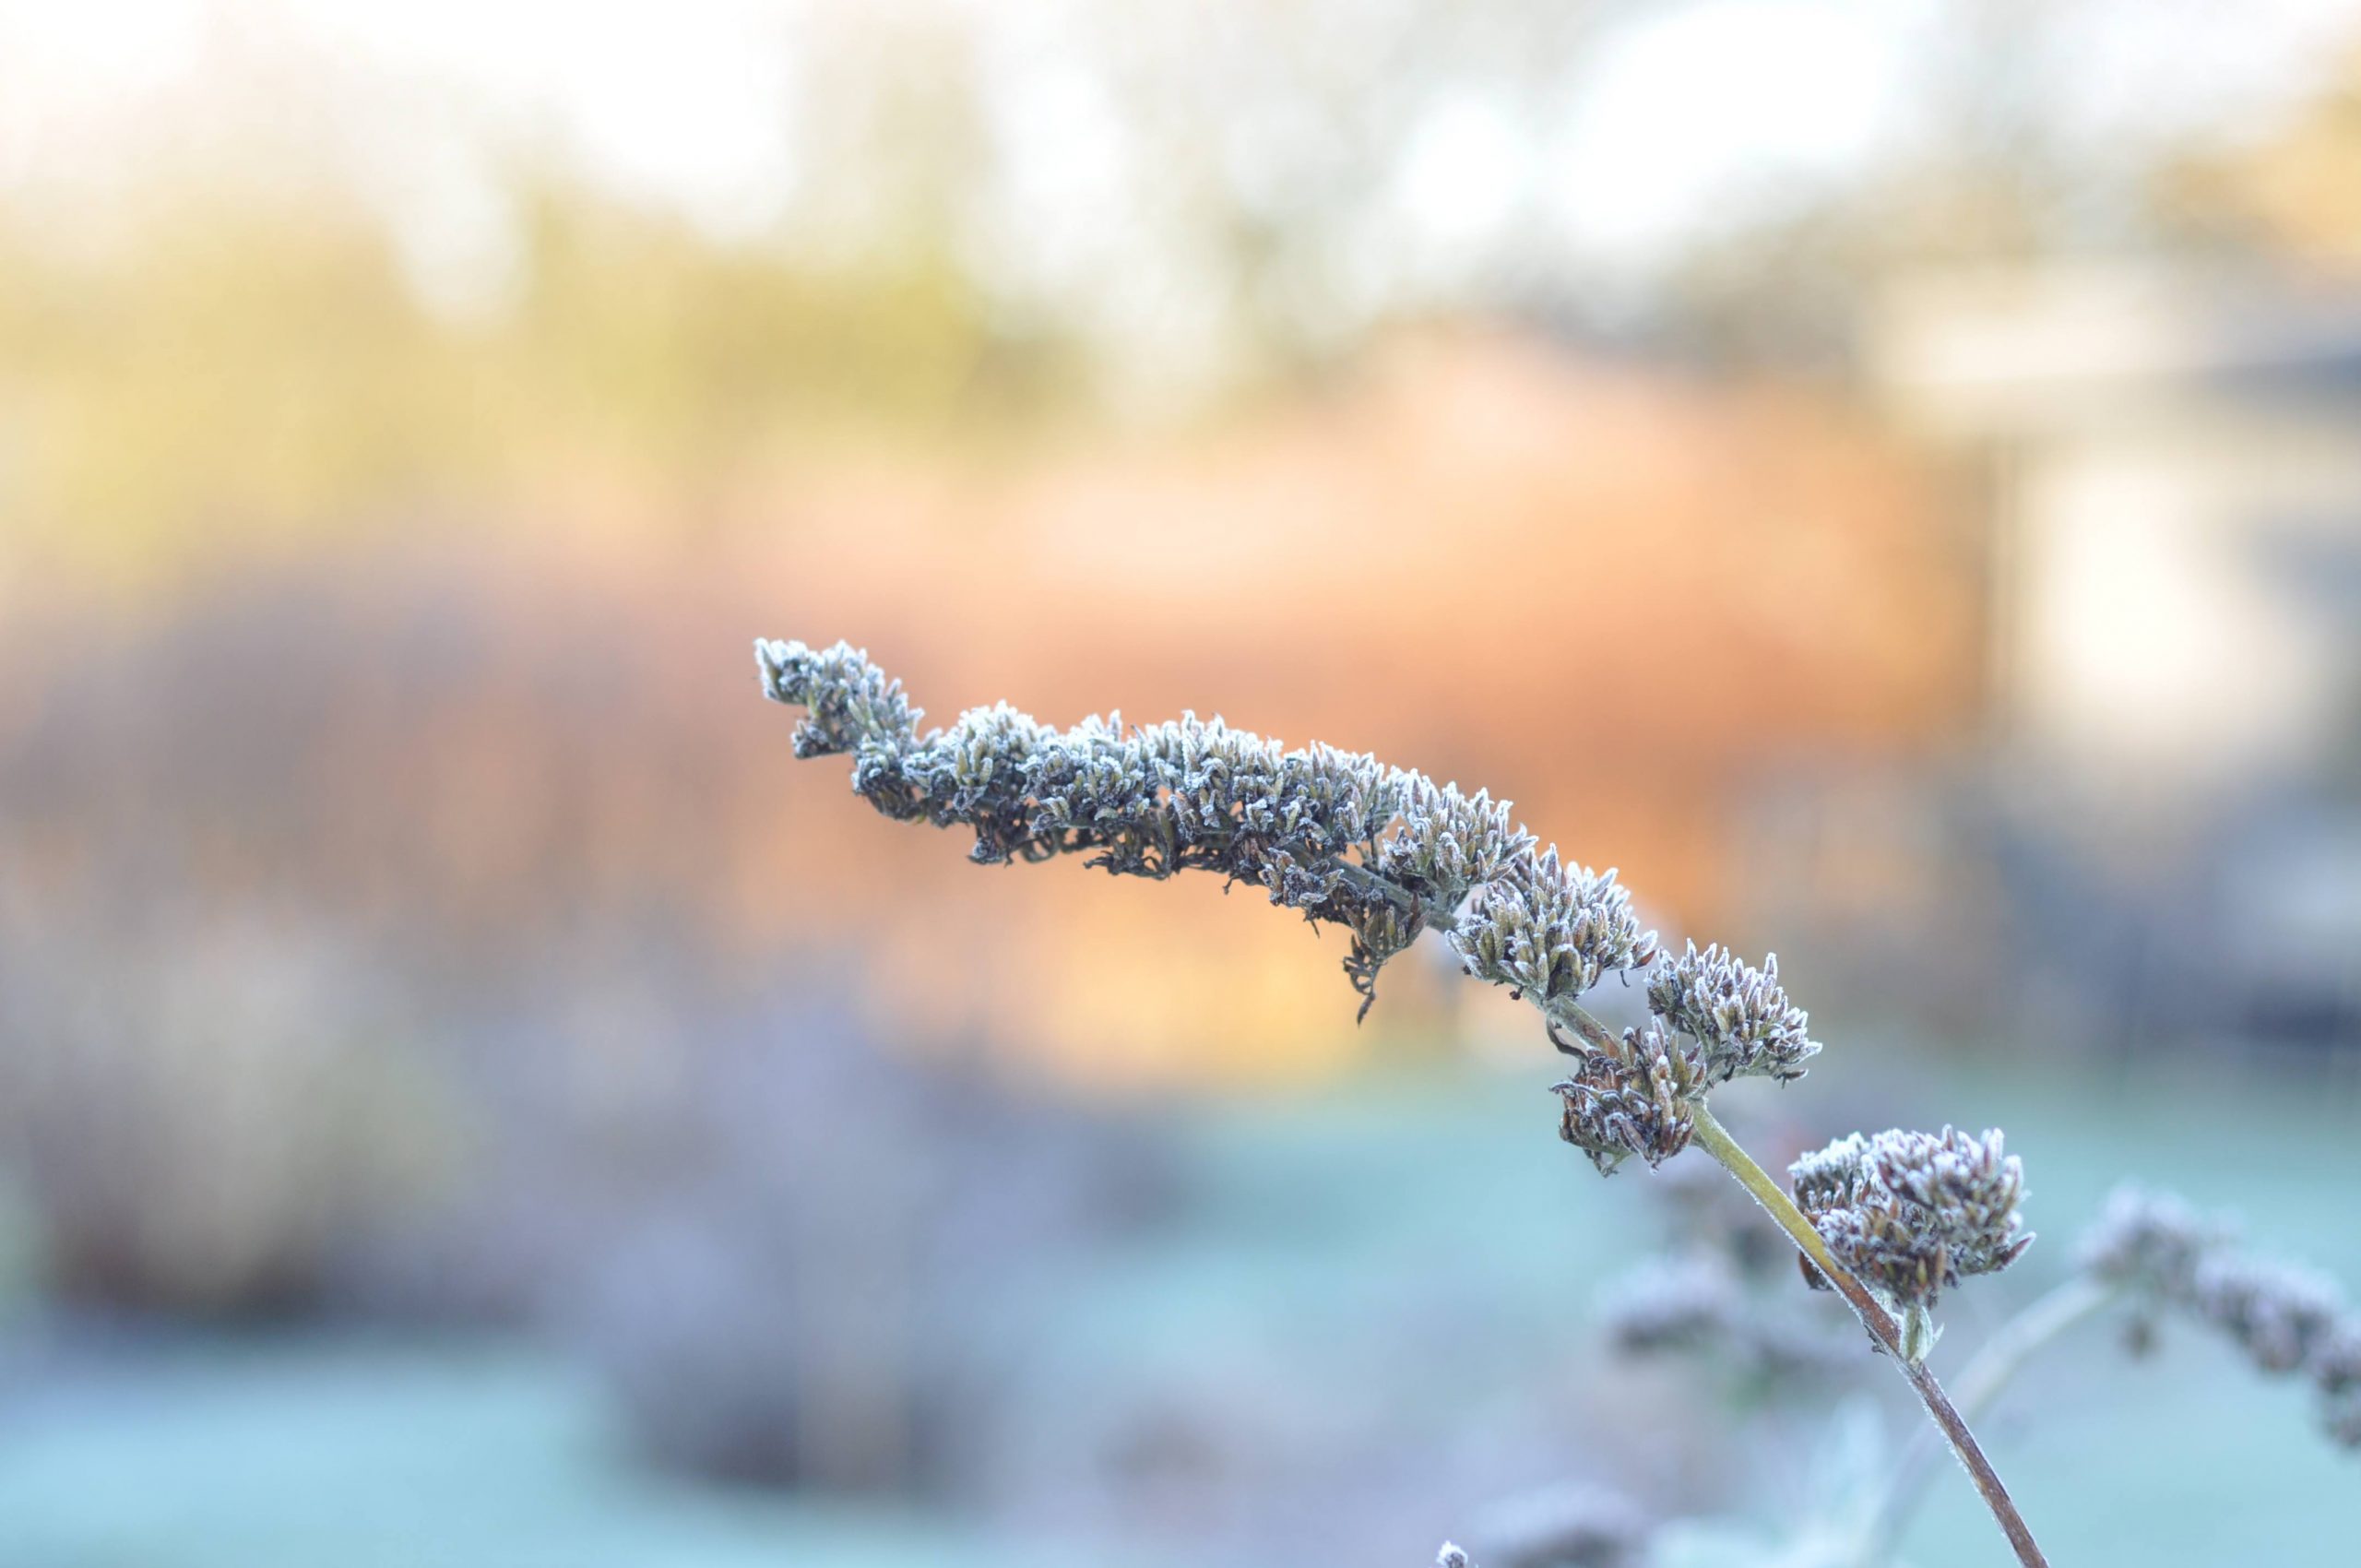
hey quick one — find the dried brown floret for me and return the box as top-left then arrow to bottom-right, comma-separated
1550,1027 -> 1703,1174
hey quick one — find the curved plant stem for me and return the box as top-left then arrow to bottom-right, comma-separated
1687,1102 -> 2052,1568
1858,1277 -> 2116,1564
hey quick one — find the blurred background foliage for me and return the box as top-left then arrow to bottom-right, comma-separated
1,3 -> 2359,1565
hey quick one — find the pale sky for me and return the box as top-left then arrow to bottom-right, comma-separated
2,0 -> 2355,320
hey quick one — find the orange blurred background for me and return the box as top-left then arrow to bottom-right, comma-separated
3,6 -> 2360,1565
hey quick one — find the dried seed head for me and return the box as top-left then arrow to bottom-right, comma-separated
1789,1126 -> 2033,1313
1643,942 -> 1820,1085
1551,1027 -> 1703,1174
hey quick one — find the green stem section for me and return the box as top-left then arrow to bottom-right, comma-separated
1687,1102 -> 2052,1568
1859,1277 -> 2117,1564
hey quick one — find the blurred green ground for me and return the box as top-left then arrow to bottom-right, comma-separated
0,1050 -> 2353,1568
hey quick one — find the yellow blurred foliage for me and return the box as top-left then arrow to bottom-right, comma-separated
2159,42 -> 2361,274
0,174 -> 1069,592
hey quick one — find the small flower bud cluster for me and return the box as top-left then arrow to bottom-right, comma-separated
1375,772 -> 1529,907
1542,943 -> 1819,1176
757,640 -> 1828,1176
2077,1184 -> 2361,1451
1789,1127 -> 2033,1312
758,637 -> 924,765
1644,943 -> 1819,1085
1450,851 -> 1651,1010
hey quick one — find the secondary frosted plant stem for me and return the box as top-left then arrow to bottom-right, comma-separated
1688,1105 -> 2049,1568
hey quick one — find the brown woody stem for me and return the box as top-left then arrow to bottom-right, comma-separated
1687,1101 -> 2051,1568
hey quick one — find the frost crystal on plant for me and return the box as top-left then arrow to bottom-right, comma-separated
1789,1126 -> 2032,1311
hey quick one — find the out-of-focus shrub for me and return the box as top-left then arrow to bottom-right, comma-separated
0,909 -> 454,1315
0,553 -> 1173,1498
536,977 -> 1170,1495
